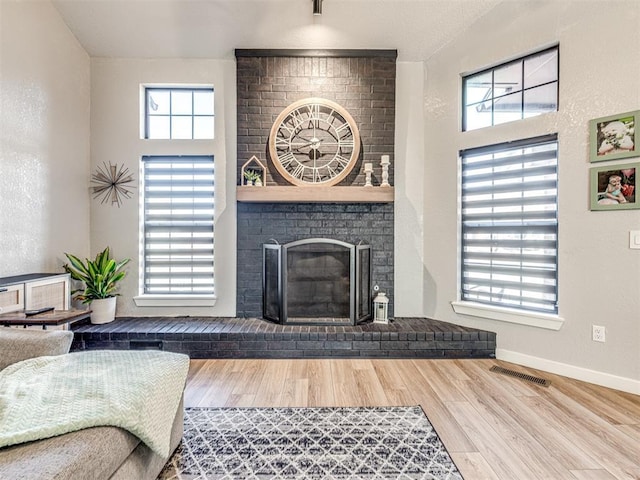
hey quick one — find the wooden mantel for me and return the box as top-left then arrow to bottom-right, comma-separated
236,186 -> 394,203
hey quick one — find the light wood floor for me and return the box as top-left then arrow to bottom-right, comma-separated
184,358 -> 640,480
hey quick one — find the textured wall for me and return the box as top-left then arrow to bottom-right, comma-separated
89,58 -> 238,317
423,0 -> 640,389
0,1 -> 90,276
235,53 -> 396,319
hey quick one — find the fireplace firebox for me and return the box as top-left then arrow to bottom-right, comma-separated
263,238 -> 371,325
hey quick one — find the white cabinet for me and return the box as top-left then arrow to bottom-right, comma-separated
0,274 -> 70,314
25,275 -> 70,310
0,284 -> 24,314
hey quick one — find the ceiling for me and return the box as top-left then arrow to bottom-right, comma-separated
51,0 -> 501,61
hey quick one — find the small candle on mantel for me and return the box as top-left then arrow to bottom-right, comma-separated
364,162 -> 373,187
380,155 -> 390,187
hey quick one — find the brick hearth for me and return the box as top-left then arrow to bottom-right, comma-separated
71,317 -> 496,359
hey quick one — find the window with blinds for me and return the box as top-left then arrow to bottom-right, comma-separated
460,135 -> 558,314
142,155 -> 215,295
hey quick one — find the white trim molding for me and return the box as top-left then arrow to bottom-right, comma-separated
133,295 -> 217,307
451,301 -> 564,330
497,348 -> 640,395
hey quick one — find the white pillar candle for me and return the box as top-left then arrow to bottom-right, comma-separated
380,155 -> 390,187
364,162 -> 373,187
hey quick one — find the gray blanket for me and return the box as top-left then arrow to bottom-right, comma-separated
0,350 -> 189,457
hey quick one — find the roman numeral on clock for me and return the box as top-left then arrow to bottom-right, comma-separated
279,152 -> 296,169
289,110 -> 306,128
335,155 -> 350,168
275,137 -> 290,149
305,104 -> 321,129
335,123 -> 351,136
291,163 -> 305,179
307,103 -> 321,117
338,138 -> 354,149
279,122 -> 296,137
326,164 -> 338,178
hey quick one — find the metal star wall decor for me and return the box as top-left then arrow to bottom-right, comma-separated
91,162 -> 136,207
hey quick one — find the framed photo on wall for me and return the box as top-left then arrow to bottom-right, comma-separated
590,162 -> 639,211
589,111 -> 639,162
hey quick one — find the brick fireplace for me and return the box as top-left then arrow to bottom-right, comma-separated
235,49 -> 396,319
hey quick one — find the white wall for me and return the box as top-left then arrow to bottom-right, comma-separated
395,62 -> 427,316
421,0 -> 640,391
90,58 -> 237,316
0,0 -> 90,277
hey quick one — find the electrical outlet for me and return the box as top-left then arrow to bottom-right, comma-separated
592,325 -> 606,343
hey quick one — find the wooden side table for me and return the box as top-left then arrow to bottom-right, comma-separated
0,309 -> 91,330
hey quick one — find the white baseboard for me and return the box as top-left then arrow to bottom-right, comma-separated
496,348 -> 640,395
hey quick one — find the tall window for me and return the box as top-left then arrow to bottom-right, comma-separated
142,156 -> 215,295
460,135 -> 558,314
463,46 -> 558,131
145,88 -> 214,139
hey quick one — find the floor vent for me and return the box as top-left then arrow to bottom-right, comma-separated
490,365 -> 551,387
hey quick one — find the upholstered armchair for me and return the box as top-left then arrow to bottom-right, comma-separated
0,328 -> 73,371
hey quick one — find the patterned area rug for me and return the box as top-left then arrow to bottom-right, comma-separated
158,406 -> 463,480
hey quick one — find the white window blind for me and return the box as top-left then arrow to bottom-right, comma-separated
460,135 -> 558,314
142,155 -> 215,295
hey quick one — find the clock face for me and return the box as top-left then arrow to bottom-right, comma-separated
268,98 -> 361,186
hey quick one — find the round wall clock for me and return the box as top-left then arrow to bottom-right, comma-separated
268,97 -> 361,187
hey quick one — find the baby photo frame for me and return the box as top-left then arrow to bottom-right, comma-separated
589,110 -> 639,163
589,162 -> 639,211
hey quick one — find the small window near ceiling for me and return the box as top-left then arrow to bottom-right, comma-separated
460,135 -> 558,314
145,88 -> 214,139
463,46 -> 558,131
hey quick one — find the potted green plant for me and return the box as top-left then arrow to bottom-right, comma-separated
63,247 -> 130,324
243,169 -> 259,186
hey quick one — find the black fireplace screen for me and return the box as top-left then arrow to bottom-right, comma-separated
263,238 -> 371,325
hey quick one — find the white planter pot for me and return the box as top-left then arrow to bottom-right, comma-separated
90,297 -> 117,324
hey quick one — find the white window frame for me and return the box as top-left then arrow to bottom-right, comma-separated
144,87 -> 214,140
453,135 -> 564,330
462,45 -> 559,131
135,84 -> 218,308
135,155 -> 216,307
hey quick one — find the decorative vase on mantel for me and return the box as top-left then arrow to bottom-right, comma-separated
90,296 -> 117,324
